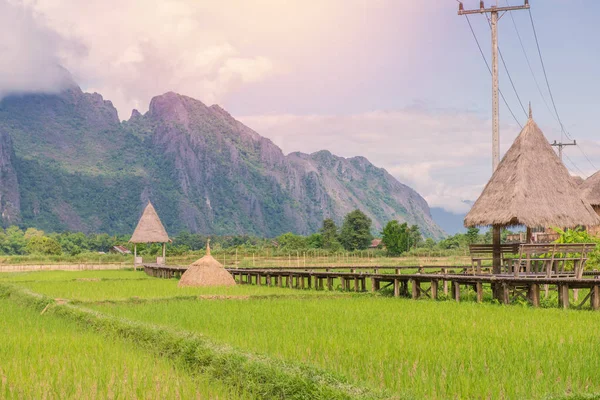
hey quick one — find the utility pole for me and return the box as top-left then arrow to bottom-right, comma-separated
551,140 -> 576,161
458,0 -> 530,170
458,1 -> 530,277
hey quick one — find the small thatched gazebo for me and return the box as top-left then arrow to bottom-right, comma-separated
130,202 -> 171,266
465,115 -> 600,272
179,240 -> 236,287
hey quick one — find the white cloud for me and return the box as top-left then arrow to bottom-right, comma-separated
240,108 -> 524,214
0,0 -> 79,98
3,0 -> 277,118
240,109 -> 600,214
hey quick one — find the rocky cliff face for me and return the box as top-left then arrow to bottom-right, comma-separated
0,88 -> 444,238
0,130 -> 20,225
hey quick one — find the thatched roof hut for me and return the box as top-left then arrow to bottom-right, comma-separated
130,202 -> 170,244
465,118 -> 600,229
179,241 -> 236,287
580,171 -> 600,208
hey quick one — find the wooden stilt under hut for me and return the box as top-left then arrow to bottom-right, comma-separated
464,112 -> 600,287
129,202 -> 171,267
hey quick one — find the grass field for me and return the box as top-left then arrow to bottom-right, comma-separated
0,298 -> 247,399
91,296 -> 600,399
2,269 -> 599,399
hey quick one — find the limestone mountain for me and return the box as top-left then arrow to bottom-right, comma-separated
0,88 -> 444,238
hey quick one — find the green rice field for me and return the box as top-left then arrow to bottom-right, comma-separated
0,298 -> 247,399
2,269 -> 599,399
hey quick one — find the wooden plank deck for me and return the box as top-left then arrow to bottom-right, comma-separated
142,264 -> 600,310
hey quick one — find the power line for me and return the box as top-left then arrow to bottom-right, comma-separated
528,8 -> 568,139
464,14 -> 523,129
504,0 -> 558,123
577,145 -> 598,171
497,47 -> 528,118
563,153 -> 587,178
528,7 -> 598,171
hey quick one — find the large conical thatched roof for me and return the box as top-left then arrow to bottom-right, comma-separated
130,202 -> 170,243
465,118 -> 600,228
178,242 -> 236,287
580,171 -> 600,207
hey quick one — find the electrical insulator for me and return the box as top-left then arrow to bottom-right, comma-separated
480,1 -> 484,9
459,2 -> 464,11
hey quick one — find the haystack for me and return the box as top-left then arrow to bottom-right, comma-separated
465,117 -> 600,229
179,241 -> 236,287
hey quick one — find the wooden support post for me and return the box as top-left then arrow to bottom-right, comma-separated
502,283 -> 510,305
307,276 -> 312,289
529,284 -> 540,308
442,268 -> 449,296
327,277 -> 333,291
560,284 -> 569,309
354,277 -> 359,292
257,274 -> 261,286
476,282 -> 483,303
278,276 -> 283,288
301,276 -> 305,289
394,278 -> 400,297
452,282 -> 460,302
370,277 -> 376,293
431,280 -> 438,300
411,279 -> 419,300
592,285 -> 600,311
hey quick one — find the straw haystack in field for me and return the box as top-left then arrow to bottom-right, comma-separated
465,118 -> 600,229
179,241 -> 236,287
130,202 -> 171,265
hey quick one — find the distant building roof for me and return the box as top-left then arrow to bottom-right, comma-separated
369,239 -> 382,248
112,245 -> 131,255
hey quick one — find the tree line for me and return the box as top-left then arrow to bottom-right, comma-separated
0,210 -> 506,257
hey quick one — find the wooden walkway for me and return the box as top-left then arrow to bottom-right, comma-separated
143,264 -> 600,310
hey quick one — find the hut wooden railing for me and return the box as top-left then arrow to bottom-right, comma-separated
226,265 -> 474,274
469,244 -> 521,273
509,243 -> 596,278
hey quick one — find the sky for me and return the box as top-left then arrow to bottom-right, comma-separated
2,0 -> 600,214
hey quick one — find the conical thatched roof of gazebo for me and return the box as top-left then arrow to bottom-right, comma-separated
130,202 -> 170,243
178,242 -> 236,287
465,118 -> 600,229
580,171 -> 600,207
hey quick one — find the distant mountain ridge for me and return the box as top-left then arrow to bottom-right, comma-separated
0,87 -> 445,239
